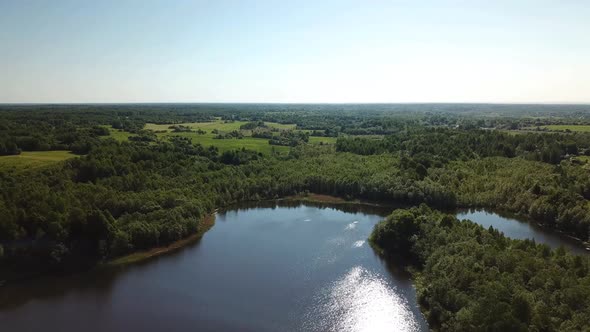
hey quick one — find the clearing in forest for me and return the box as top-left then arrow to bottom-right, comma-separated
0,151 -> 77,172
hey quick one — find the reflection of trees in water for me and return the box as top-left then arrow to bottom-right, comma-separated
373,250 -> 414,282
454,208 -> 589,254
0,236 -> 206,312
0,268 -> 120,311
0,200 -> 399,313
219,199 -> 400,218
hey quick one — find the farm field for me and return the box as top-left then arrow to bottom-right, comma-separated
308,136 -> 338,144
156,131 -> 291,154
103,126 -> 133,142
0,151 -> 77,172
499,129 -> 529,135
142,120 -> 335,154
540,125 -> 590,132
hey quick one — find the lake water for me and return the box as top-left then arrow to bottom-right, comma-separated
457,209 -> 589,255
4,203 -> 584,332
0,202 -> 428,332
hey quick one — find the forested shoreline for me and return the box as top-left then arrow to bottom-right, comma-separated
0,139 -> 457,281
370,206 -> 590,331
336,128 -> 590,241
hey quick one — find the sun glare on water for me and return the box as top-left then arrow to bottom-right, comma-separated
304,266 -> 420,332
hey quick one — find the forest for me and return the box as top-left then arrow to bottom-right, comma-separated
1,104 -> 590,329
370,206 -> 590,331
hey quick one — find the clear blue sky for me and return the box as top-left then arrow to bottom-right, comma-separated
1,0 -> 589,103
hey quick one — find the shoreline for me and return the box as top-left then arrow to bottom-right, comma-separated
103,212 -> 217,268
4,194 -> 588,285
280,193 -> 391,208
104,194 -> 590,268
1,195 -> 375,285
104,194 -> 385,268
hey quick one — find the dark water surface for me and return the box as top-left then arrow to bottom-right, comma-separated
457,209 -> 589,255
0,202 -> 428,332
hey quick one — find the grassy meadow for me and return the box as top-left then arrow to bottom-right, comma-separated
157,131 -> 291,154
541,125 -> 590,132
106,128 -> 133,142
140,120 -> 337,154
0,151 -> 77,172
97,120 -> 337,154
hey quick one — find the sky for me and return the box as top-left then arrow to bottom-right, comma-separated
0,0 -> 589,104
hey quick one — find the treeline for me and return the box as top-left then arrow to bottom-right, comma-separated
268,131 -> 309,146
0,104 -> 215,125
251,129 -> 310,146
213,129 -> 244,139
370,206 -> 590,331
336,127 -> 588,164
0,112 -> 119,156
0,121 -> 107,156
239,121 -> 267,130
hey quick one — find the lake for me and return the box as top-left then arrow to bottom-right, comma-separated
0,202 -> 428,332
2,202 -> 587,331
457,209 -> 589,255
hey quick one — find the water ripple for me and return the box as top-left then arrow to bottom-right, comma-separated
352,240 -> 365,248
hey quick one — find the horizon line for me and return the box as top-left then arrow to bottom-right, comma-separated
2,101 -> 590,106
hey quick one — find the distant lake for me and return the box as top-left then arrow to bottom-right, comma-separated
456,209 -> 589,255
0,202 -> 428,332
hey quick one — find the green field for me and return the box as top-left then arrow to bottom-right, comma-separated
541,125 -> 590,132
570,155 -> 590,170
0,151 -> 77,172
158,131 -> 291,154
141,120 -> 335,154
499,129 -> 528,135
99,120 -> 337,154
108,128 -> 133,141
308,136 -> 338,144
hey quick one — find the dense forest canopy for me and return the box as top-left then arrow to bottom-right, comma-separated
1,103 -> 590,330
370,206 -> 590,331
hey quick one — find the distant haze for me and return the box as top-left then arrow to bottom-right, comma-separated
1,0 -> 589,104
